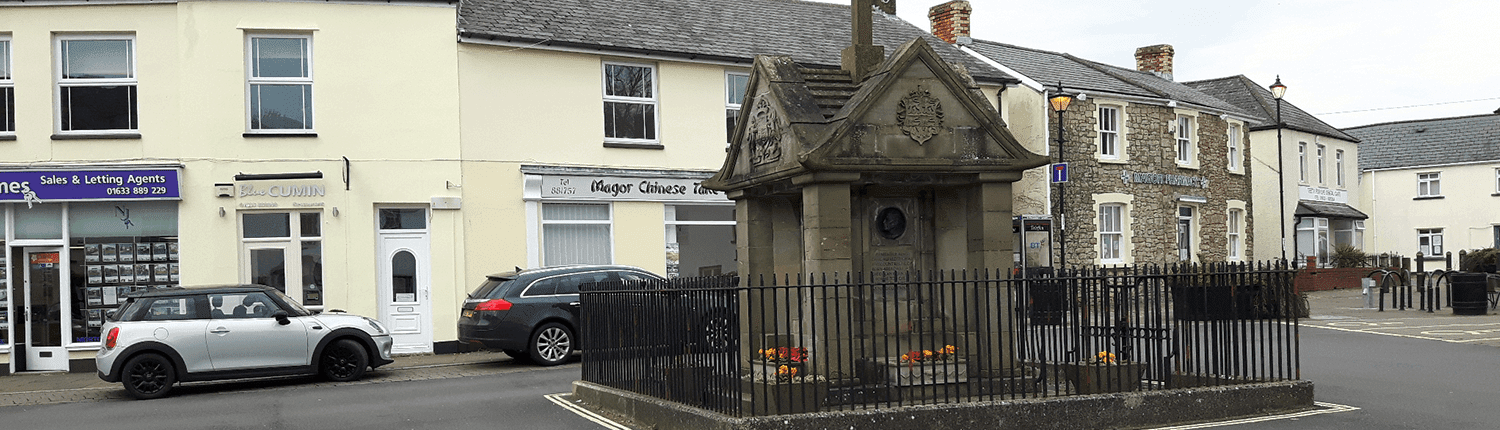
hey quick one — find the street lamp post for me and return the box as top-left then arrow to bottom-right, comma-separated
1049,83 -> 1074,270
1270,76 -> 1288,266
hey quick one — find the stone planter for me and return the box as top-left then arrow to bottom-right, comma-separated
742,377 -> 828,416
1060,362 -> 1146,394
748,360 -> 804,380
877,358 -> 968,386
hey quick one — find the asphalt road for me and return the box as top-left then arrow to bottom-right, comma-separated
1181,321 -> 1500,430
0,365 -> 601,430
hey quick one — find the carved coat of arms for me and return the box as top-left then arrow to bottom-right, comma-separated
898,86 -> 943,145
747,98 -> 782,166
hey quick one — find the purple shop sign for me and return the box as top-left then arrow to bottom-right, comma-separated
0,169 -> 182,204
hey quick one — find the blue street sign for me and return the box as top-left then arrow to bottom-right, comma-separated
1051,163 -> 1069,183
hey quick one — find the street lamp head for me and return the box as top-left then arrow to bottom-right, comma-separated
1048,82 -> 1074,113
1270,75 -> 1286,100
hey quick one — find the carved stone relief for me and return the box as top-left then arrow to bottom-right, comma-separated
897,86 -> 943,145
747,98 -> 783,166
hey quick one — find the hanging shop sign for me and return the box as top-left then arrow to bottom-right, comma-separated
0,169 -> 181,206
534,175 -> 726,202
1119,170 -> 1208,189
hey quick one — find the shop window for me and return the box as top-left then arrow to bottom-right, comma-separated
1417,172 -> 1441,197
56,34 -> 138,134
1332,219 -> 1363,252
240,211 -> 323,306
247,34 -> 314,132
1098,204 -> 1123,263
0,229 -> 8,348
1,36 -> 13,135
1418,228 -> 1443,256
69,201 -> 181,343
726,72 -> 749,145
603,62 -> 657,145
15,204 -> 63,239
542,203 -> 611,265
665,205 -> 735,277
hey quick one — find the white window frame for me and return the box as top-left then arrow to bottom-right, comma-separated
540,202 -> 614,266
1175,115 -> 1194,166
1494,168 -> 1499,194
1,35 -> 13,136
1298,142 -> 1308,182
1227,209 -> 1243,261
54,33 -> 138,135
1227,123 -> 1241,173
1098,203 -> 1124,264
1417,172 -> 1441,197
1417,228 -> 1443,256
602,61 -> 659,146
1336,149 -> 1345,187
1316,144 -> 1326,184
1098,106 -> 1120,160
245,33 -> 315,134
725,71 -> 749,147
239,211 -> 323,308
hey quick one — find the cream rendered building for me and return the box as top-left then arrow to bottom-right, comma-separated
0,0 -> 462,373
1347,112 -> 1500,261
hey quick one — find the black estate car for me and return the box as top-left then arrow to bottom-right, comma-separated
457,265 -> 660,365
458,265 -> 739,366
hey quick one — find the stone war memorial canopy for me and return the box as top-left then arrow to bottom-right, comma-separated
702,36 -> 1050,279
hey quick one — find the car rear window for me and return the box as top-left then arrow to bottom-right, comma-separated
471,278 -> 514,300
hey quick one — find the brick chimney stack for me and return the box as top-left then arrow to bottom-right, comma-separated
1134,44 -> 1175,81
928,1 -> 972,45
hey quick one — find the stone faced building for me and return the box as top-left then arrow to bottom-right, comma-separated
928,2 -> 1260,266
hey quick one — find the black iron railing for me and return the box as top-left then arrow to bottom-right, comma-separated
580,262 -> 1301,417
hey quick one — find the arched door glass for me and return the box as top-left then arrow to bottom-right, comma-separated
392,250 -> 416,302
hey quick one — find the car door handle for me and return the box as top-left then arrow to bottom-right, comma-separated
210,327 -> 230,334
568,302 -> 581,307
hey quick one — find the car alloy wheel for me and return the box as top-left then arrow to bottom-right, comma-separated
121,353 -> 176,400
530,323 -> 573,366
321,339 -> 369,382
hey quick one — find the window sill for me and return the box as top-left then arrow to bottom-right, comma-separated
0,134 -> 15,141
604,142 -> 664,150
1413,195 -> 1444,201
52,133 -> 142,140
1098,158 -> 1128,165
1176,164 -> 1199,170
244,132 -> 317,138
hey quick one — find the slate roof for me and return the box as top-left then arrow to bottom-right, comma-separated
457,0 -> 1017,84
1183,75 -> 1358,142
1296,201 -> 1367,220
1344,113 -> 1500,171
964,40 -> 1255,118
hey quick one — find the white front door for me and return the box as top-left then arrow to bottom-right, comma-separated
239,212 -> 324,307
23,247 -> 69,371
376,208 -> 432,355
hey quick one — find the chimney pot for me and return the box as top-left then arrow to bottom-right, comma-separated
1134,44 -> 1175,81
928,1 -> 972,45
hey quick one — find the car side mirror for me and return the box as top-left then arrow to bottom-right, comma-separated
273,310 -> 290,325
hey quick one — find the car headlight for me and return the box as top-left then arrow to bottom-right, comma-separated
363,317 -> 387,334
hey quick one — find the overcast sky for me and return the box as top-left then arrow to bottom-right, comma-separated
812,0 -> 1500,128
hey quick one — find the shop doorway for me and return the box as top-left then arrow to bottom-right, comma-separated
375,208 -> 432,354
18,247 -> 69,372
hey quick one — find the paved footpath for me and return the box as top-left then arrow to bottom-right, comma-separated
0,350 -> 545,407
1300,287 -> 1500,348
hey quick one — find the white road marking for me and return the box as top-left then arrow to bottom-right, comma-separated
546,393 -> 632,430
1147,401 -> 1360,429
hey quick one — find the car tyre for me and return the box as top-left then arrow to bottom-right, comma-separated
121,353 -> 176,400
321,339 -> 369,382
529,322 -> 574,366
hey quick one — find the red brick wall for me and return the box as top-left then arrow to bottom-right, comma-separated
1295,267 -> 1385,293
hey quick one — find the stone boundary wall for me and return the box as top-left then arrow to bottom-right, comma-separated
573,380 -> 1314,430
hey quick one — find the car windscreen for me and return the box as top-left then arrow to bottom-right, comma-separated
267,289 -> 313,316
471,278 -> 515,299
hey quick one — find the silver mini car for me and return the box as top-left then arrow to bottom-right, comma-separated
96,285 -> 394,399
